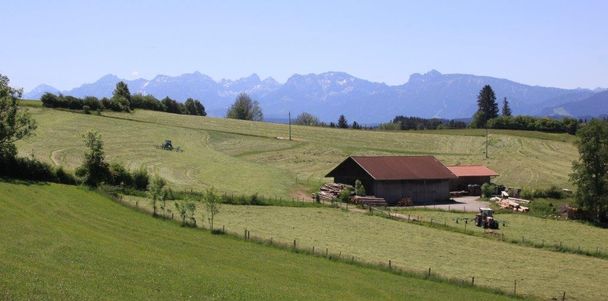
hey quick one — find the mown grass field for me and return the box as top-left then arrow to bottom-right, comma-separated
122,195 -> 607,301
17,107 -> 578,198
394,208 -> 608,255
0,181 -> 519,301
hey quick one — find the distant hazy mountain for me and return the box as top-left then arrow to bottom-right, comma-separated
25,70 -> 603,123
23,84 -> 60,99
542,90 -> 608,117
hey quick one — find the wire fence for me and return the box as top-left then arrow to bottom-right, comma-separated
218,223 -> 576,301
107,190 -> 582,300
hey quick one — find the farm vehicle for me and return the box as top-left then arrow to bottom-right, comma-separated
475,208 -> 499,229
158,140 -> 183,152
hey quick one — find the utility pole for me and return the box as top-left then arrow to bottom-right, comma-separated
288,112 -> 292,141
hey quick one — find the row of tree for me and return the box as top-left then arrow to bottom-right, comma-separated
291,112 -> 367,129
40,81 -> 207,116
470,85 -> 579,134
487,115 -> 579,134
387,116 -> 467,130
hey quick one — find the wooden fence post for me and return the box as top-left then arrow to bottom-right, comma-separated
293,239 -> 296,249
471,276 -> 475,285
562,291 -> 566,301
513,279 -> 517,296
427,267 -> 431,278
389,260 -> 392,269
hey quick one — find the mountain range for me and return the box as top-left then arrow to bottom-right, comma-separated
24,70 -> 606,123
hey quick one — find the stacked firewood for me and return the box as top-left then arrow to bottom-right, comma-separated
494,197 -> 529,212
317,183 -> 354,202
352,196 -> 387,207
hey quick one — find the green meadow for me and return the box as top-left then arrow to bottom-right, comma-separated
122,195 -> 608,301
17,107 -> 578,198
0,181 -> 519,301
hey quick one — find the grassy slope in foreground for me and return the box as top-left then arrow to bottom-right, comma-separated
0,182 -> 516,301
17,108 -> 578,198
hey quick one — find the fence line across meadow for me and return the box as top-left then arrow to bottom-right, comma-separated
364,206 -> 608,260
106,190 -> 579,300
219,223 -> 574,301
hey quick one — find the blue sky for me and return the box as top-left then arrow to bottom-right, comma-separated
1,0 -> 607,91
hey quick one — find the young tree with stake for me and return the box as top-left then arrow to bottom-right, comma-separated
202,188 -> 221,231
148,176 -> 167,217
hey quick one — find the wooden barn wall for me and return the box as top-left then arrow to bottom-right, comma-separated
373,180 -> 450,205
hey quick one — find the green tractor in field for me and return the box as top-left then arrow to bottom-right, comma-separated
161,140 -> 173,151
474,208 -> 499,229
158,140 -> 183,152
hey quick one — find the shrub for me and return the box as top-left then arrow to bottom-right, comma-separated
0,155 -> 76,185
338,188 -> 352,203
481,183 -> 496,198
521,186 -> 565,200
54,166 -> 77,185
110,163 -> 133,187
131,168 -> 150,191
355,179 -> 366,196
83,105 -> 91,114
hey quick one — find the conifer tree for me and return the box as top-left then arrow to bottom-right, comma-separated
502,97 -> 512,116
471,85 -> 499,128
337,115 -> 349,129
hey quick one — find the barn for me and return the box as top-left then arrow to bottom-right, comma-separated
446,165 -> 499,191
325,156 -> 456,205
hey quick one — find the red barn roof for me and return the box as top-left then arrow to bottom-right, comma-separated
326,156 -> 457,180
447,165 -> 499,177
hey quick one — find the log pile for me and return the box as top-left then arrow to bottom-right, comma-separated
317,183 -> 353,202
352,196 -> 387,207
495,198 -> 529,212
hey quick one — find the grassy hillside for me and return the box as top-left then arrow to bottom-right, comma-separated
17,108 -> 578,198
122,195 -> 607,301
0,181 -> 517,301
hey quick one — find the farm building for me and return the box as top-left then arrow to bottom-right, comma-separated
326,156 -> 456,205
447,165 -> 499,191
